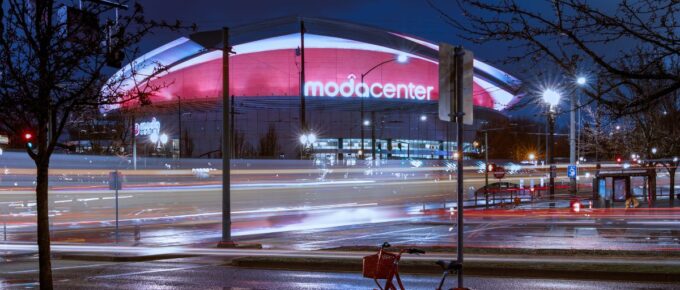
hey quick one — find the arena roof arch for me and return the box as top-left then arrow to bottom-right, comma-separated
107,16 -> 521,112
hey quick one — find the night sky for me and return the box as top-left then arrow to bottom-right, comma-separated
140,0 -> 489,67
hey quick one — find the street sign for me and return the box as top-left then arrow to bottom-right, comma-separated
493,166 -> 506,179
567,165 -> 578,178
438,43 -> 474,125
109,171 -> 123,190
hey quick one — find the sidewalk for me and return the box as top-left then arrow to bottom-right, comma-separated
4,243 -> 680,282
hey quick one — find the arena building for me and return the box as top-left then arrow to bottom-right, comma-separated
107,17 -> 521,160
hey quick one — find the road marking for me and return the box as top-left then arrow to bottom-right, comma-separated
303,226 -> 435,245
90,264 -> 210,279
102,195 -> 132,200
76,198 -> 99,202
5,263 -> 113,274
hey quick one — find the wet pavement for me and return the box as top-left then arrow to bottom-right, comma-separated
6,202 -> 680,252
0,256 -> 677,289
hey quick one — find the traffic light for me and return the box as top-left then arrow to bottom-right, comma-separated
616,155 -> 622,164
24,132 -> 34,149
487,163 -> 495,172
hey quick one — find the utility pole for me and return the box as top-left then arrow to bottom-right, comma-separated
219,27 -> 234,246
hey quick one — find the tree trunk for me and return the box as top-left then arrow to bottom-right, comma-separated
36,161 -> 53,289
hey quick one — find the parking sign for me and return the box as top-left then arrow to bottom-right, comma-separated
567,165 -> 577,178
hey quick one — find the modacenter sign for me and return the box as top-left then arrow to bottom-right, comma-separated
304,75 -> 435,101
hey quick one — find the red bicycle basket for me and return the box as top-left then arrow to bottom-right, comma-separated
362,251 -> 398,279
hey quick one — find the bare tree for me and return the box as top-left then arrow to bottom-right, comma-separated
0,1 -> 189,288
430,0 -> 680,116
259,124 -> 279,157
619,84 -> 680,205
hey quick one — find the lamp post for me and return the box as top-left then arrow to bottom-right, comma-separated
360,54 -> 408,160
177,95 -> 182,159
543,88 -> 561,207
300,132 -> 317,158
571,76 -> 587,195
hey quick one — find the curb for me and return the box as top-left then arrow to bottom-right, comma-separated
230,256 -> 680,283
326,245 -> 680,258
55,253 -> 197,262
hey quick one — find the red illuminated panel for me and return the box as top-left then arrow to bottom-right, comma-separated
129,48 -> 496,109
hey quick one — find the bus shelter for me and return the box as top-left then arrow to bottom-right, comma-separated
594,169 -> 656,208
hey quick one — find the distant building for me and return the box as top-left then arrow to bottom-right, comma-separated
105,17 -> 521,160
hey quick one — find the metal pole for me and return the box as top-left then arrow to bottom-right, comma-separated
115,170 -> 119,244
360,75 -> 365,160
178,96 -> 182,159
371,111 -> 376,161
299,20 -> 306,133
484,130 -> 489,209
221,27 -> 233,245
132,115 -> 137,170
570,90 -> 576,194
231,94 -> 235,158
454,46 -> 465,289
3,205 -> 6,241
549,111 -> 556,207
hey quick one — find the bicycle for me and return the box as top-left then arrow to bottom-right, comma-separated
362,242 -> 462,290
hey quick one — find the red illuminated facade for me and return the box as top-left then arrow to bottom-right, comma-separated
109,17 -> 520,159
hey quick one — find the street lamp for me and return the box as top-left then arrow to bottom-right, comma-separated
652,147 -> 658,155
299,133 -> 316,146
299,132 -> 317,159
542,88 -> 561,207
576,76 -> 587,86
149,132 -> 159,143
160,133 -> 169,145
420,114 -> 427,121
360,54 -> 409,160
542,88 -> 561,109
